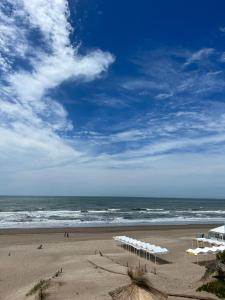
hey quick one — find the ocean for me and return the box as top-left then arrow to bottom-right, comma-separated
0,196 -> 225,228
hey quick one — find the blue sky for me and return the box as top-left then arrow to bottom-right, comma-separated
1,0 -> 225,197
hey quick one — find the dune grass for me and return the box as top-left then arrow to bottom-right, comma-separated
197,250 -> 225,298
197,280 -> 225,298
26,279 -> 50,297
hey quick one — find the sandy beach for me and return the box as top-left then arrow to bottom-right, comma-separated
0,224 -> 219,300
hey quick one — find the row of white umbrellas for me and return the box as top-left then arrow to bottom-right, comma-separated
187,245 -> 225,256
195,237 -> 225,246
113,235 -> 168,254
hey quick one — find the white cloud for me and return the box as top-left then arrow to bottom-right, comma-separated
219,27 -> 225,33
111,133 -> 225,161
184,48 -> 214,66
122,48 -> 225,100
121,79 -> 167,91
220,52 -> 225,62
0,0 -> 114,174
154,92 -> 173,100
21,0 -> 71,49
0,3 -> 27,70
9,49 -> 114,105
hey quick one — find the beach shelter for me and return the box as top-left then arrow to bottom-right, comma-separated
186,245 -> 225,264
113,236 -> 168,261
208,225 -> 225,241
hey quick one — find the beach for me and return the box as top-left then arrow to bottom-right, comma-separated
0,224 -> 219,300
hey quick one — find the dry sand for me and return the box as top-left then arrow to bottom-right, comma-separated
0,224 -> 219,300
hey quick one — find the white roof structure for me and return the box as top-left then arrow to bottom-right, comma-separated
195,237 -> 225,246
186,245 -> 225,256
113,236 -> 168,254
209,225 -> 225,234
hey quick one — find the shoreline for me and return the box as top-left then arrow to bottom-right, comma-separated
0,223 -> 219,235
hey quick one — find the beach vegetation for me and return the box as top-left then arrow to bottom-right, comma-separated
37,288 -> 47,300
197,280 -> 225,298
217,251 -> 225,265
110,267 -> 168,300
197,251 -> 225,297
26,279 -> 50,297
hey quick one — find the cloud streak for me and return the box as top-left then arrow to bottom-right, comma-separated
0,0 -> 114,172
183,48 -> 214,66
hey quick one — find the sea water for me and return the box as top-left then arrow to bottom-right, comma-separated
0,196 -> 225,228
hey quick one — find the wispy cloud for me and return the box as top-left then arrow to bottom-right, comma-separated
219,27 -> 225,33
0,0 -> 114,172
75,46 -> 225,164
220,52 -> 225,63
183,48 -> 214,67
121,48 -> 225,100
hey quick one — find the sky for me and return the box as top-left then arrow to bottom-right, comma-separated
1,0 -> 225,198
